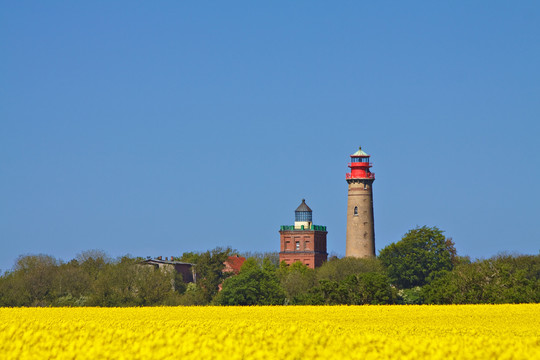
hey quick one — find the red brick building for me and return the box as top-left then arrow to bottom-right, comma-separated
223,255 -> 246,274
279,199 -> 328,269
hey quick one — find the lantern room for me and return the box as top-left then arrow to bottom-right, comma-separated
294,199 -> 313,229
346,146 -> 375,180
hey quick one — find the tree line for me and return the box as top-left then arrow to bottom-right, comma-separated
0,226 -> 538,306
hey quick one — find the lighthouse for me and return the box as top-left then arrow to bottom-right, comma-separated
279,199 -> 328,269
345,147 -> 376,258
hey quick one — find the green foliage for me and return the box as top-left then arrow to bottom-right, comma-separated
175,283 -> 207,306
317,257 -> 384,282
193,247 -> 233,303
89,259 -> 137,306
422,254 -> 540,304
398,287 -> 423,304
89,256 -> 177,307
0,248 -> 233,307
277,261 -> 316,302
53,294 -> 89,307
13,254 -> 58,306
379,226 -> 456,289
76,250 -> 109,281
240,258 -> 259,272
54,262 -> 91,301
0,271 -> 32,306
173,272 -> 187,294
216,261 -> 285,305
296,272 -> 397,305
135,265 -> 176,306
239,252 -> 280,268
1,245 -> 537,307
177,252 -> 200,264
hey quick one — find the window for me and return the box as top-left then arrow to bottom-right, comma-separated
354,206 -> 358,216
295,211 -> 312,222
295,241 -> 300,250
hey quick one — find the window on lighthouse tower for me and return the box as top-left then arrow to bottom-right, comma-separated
354,206 -> 358,216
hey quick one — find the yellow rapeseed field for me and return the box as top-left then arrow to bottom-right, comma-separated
0,305 -> 538,359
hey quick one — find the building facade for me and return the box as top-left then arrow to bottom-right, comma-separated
345,147 -> 376,258
279,199 -> 328,269
141,257 -> 196,283
223,255 -> 246,275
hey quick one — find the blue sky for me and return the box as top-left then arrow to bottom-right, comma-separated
1,2 -> 539,272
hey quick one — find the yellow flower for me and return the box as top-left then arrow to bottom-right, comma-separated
0,305 -> 538,359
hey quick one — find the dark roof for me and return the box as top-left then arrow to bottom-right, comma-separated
142,259 -> 195,266
295,199 -> 312,212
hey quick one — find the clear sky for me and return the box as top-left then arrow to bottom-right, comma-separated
1,1 -> 539,272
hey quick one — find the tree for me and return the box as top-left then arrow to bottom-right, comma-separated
77,250 -> 109,281
239,251 -> 280,268
193,247 -> 233,303
316,257 -> 384,283
216,259 -> 285,305
88,255 -> 178,306
378,226 -> 456,289
90,258 -> 138,306
53,261 -> 92,306
176,283 -> 207,306
349,272 -> 398,304
178,251 -> 201,264
277,261 -> 316,302
134,263 -> 176,306
0,271 -> 31,306
296,272 -> 397,305
13,254 -> 59,306
240,258 -> 260,272
422,254 -> 540,304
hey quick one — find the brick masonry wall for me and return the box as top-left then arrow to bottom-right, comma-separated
345,180 -> 375,258
279,230 -> 328,269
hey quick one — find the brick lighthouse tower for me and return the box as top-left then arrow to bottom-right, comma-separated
346,147 -> 376,258
279,199 -> 328,269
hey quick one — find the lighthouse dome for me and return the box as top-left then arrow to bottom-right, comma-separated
352,146 -> 369,157
295,199 -> 312,212
295,199 -> 313,222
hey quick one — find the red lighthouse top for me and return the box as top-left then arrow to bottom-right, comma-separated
346,146 -> 375,180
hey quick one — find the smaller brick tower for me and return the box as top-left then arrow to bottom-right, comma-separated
279,199 -> 328,269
